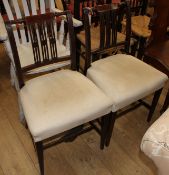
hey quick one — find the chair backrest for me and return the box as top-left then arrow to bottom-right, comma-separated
124,0 -> 148,16
5,11 -> 76,89
83,2 -> 131,72
2,0 -> 67,45
74,0 -> 110,20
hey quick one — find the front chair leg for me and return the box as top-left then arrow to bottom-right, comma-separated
100,113 -> 111,150
35,141 -> 44,175
147,88 -> 163,122
105,112 -> 117,147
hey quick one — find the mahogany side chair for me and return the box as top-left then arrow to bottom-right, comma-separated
80,3 -> 168,147
5,11 -> 112,175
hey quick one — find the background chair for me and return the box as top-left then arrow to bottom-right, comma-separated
6,11 -> 112,175
121,0 -> 152,58
80,4 -> 168,147
0,0 -> 82,91
143,0 -> 169,113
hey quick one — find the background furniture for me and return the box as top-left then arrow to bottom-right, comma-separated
143,0 -> 169,113
6,11 -> 112,175
122,0 -> 152,58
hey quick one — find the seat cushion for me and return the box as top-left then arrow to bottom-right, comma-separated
5,40 -> 70,73
19,70 -> 112,142
77,26 -> 134,51
141,108 -> 169,175
87,54 -> 168,112
122,15 -> 151,38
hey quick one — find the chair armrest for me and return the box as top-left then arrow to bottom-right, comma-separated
51,8 -> 83,27
0,13 -> 8,41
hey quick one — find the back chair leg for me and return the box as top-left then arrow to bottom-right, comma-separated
105,112 -> 117,147
100,113 -> 111,149
35,141 -> 44,175
147,88 -> 163,122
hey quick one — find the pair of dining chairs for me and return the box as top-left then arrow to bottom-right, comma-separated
3,1 -> 168,175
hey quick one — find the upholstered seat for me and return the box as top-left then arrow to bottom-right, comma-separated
20,69 -> 112,142
141,108 -> 169,175
87,54 -> 168,112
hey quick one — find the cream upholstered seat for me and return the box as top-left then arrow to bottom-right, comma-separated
20,69 -> 112,142
87,54 -> 168,112
86,52 -> 168,147
141,108 -> 169,175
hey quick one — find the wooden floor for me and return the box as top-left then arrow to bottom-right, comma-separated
0,43 -> 167,175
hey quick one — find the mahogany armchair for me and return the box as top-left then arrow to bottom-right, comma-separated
5,11 -> 112,175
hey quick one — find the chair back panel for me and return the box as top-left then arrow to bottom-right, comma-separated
83,3 -> 131,71
6,11 -> 76,88
128,0 -> 148,16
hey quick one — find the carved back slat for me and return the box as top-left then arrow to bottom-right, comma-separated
6,11 -> 76,89
26,13 -> 58,64
83,3 -> 131,71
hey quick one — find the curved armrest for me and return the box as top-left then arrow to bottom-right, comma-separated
0,13 -> 8,41
51,8 -> 83,27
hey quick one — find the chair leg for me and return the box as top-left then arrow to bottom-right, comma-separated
105,112 -> 117,147
160,90 -> 169,114
147,88 -> 163,122
100,113 -> 111,150
137,37 -> 146,59
35,141 -> 44,175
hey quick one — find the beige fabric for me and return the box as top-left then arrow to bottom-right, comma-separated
0,13 -> 7,41
122,15 -> 151,38
77,26 -> 134,51
141,108 -> 169,175
87,54 -> 168,112
20,70 -> 112,142
5,40 -> 70,74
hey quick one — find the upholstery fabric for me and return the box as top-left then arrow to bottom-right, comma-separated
19,70 -> 112,142
77,26 -> 134,51
122,15 -> 151,38
87,54 -> 168,112
141,108 -> 169,175
0,13 -> 7,41
5,40 -> 70,74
